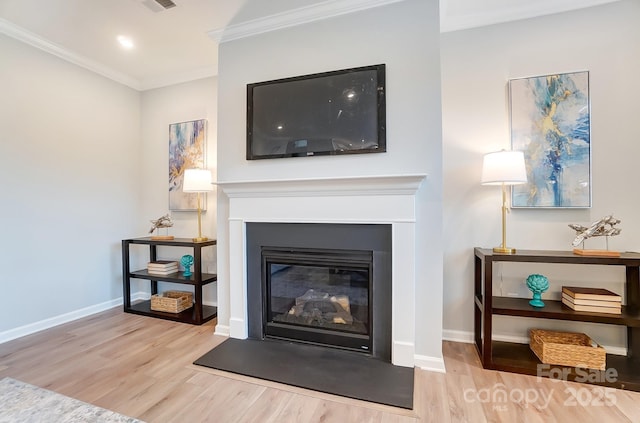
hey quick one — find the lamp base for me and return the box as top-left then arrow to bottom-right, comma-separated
192,236 -> 209,242
493,246 -> 517,254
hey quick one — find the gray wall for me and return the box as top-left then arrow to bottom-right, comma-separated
441,0 -> 640,349
140,77 -> 219,304
216,0 -> 444,362
0,34 -> 140,334
0,37 -> 219,339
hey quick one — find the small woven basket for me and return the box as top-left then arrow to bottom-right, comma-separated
529,329 -> 606,370
150,291 -> 193,313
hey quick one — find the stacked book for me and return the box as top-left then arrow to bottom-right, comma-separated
562,286 -> 622,314
147,260 -> 179,275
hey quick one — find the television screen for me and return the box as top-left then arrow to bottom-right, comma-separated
247,64 -> 386,160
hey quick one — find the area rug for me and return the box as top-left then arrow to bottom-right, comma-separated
194,338 -> 414,409
0,377 -> 143,422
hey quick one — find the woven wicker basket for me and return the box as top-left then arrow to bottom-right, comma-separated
150,291 -> 193,313
529,329 -> 606,370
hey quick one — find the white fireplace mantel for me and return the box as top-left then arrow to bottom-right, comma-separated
218,173 -> 427,367
216,174 -> 427,198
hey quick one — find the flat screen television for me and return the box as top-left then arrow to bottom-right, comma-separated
247,64 -> 386,160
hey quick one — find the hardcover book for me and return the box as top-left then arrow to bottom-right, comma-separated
562,286 -> 621,302
148,260 -> 179,267
561,298 -> 622,314
147,264 -> 178,270
147,269 -> 178,275
561,293 -> 622,308
147,263 -> 179,272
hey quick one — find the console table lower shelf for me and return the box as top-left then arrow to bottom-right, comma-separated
127,300 -> 217,325
490,341 -> 640,392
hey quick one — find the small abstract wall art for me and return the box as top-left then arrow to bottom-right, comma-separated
169,119 -> 207,211
509,71 -> 591,208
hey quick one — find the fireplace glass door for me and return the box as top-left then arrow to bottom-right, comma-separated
262,247 -> 372,353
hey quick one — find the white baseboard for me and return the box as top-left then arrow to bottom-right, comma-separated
442,329 -> 474,343
0,291 -> 213,345
598,345 -> 627,356
214,324 -> 230,337
414,354 -> 446,373
134,291 -> 150,301
0,292 -> 141,344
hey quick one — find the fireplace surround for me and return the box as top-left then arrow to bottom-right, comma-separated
246,222 -> 392,360
217,174 -> 426,367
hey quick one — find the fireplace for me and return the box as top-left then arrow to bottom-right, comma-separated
263,247 -> 373,353
218,174 -> 427,368
198,175 -> 430,408
246,222 -> 392,361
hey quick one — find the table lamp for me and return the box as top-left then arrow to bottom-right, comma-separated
182,168 -> 214,242
481,150 -> 527,254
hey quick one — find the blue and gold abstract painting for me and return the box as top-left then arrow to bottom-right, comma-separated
510,72 -> 590,208
168,119 -> 207,211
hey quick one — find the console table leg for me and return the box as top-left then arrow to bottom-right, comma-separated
482,257 -> 493,368
474,255 -> 482,358
122,240 -> 131,310
627,266 -> 640,358
194,286 -> 203,323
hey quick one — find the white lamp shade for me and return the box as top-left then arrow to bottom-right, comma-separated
481,150 -> 527,185
182,168 -> 214,192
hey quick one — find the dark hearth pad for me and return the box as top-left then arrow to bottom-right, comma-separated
193,338 -> 414,409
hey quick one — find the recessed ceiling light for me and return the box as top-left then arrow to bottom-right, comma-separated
117,35 -> 134,50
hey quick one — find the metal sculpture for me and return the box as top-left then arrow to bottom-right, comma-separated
569,215 -> 621,248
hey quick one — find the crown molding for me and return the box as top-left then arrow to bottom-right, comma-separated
208,0 -> 407,43
0,18 -> 142,90
2,1 -> 622,90
440,0 -> 622,33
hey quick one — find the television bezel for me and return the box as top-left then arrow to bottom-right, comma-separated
246,64 -> 386,160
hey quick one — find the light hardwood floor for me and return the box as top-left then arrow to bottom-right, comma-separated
1,308 -> 638,422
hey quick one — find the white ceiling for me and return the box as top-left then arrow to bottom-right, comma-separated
0,0 -> 621,91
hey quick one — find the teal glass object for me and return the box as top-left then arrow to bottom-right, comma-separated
181,255 -> 194,277
526,274 -> 549,307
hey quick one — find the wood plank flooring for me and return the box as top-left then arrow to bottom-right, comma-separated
1,308 -> 638,422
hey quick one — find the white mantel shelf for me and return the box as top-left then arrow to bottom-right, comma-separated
216,174 -> 427,198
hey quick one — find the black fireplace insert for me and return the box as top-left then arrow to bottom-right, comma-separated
263,247 -> 372,353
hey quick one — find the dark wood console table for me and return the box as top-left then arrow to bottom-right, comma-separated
122,237 -> 217,325
474,247 -> 640,391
